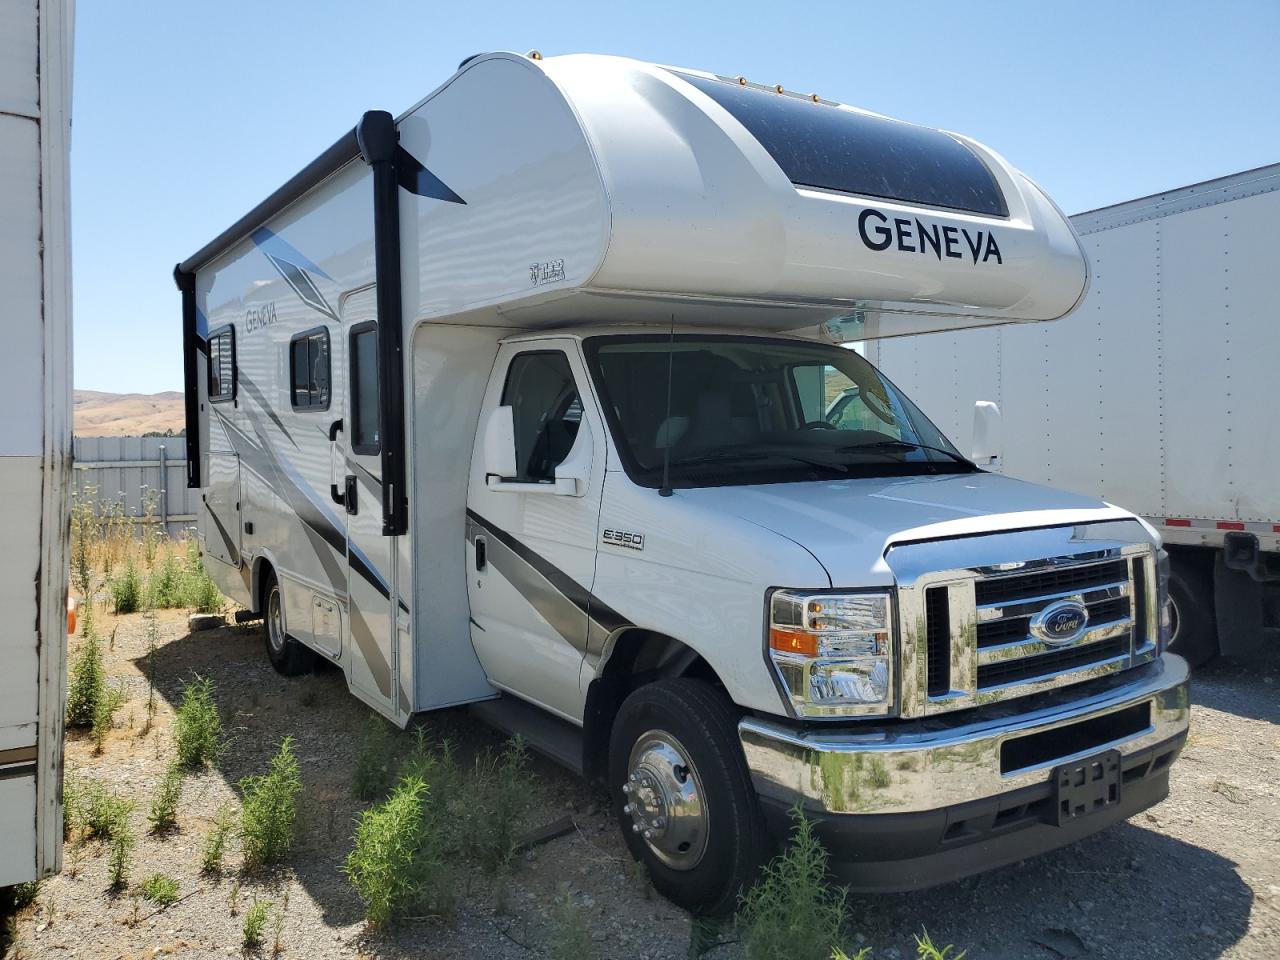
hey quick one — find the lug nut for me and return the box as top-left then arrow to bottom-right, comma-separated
629,773 -> 639,782
622,803 -> 634,814
654,817 -> 667,829
621,783 -> 632,795
642,829 -> 653,840
632,823 -> 641,833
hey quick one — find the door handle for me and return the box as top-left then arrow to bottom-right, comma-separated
344,475 -> 358,516
329,419 -> 345,505
475,535 -> 487,571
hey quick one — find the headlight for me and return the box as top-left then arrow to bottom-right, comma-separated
768,589 -> 894,718
1157,549 -> 1172,651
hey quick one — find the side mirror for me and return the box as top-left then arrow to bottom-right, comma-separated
483,405 -> 517,479
971,400 -> 1003,468
552,423 -> 593,497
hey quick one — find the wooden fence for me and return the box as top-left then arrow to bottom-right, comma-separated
72,436 -> 197,539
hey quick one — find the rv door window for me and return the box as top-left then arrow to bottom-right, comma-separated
501,352 -> 582,483
349,323 -> 380,455
289,328 -> 331,410
207,326 -> 236,403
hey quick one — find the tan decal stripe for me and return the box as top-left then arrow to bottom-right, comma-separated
0,746 -> 37,766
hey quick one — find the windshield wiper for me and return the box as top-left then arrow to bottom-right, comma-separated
667,449 -> 848,474
840,440 -> 974,465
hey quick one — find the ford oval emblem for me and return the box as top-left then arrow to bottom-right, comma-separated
1030,599 -> 1089,647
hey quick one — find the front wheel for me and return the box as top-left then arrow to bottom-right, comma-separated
608,679 -> 767,915
263,571 -> 315,676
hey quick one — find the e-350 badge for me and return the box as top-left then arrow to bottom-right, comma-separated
601,528 -> 644,551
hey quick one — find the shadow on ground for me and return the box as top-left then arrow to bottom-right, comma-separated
1189,650 -> 1280,724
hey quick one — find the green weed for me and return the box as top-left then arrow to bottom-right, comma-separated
183,540 -> 225,614
240,737 -> 303,870
107,822 -> 135,890
461,738 -> 535,872
202,806 -> 235,874
148,762 -> 184,832
65,622 -> 107,729
914,929 -> 966,960
11,880 -> 40,909
65,775 -> 134,841
146,554 -> 186,609
271,891 -> 289,956
173,675 -> 222,769
737,808 -> 848,960
343,774 -> 453,927
140,873 -> 179,907
90,680 -> 126,754
110,558 -> 143,614
242,898 -> 271,949
351,714 -> 400,801
548,892 -> 595,960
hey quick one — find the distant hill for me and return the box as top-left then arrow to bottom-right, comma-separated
74,390 -> 185,437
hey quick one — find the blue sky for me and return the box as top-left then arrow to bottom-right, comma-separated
72,0 -> 1280,393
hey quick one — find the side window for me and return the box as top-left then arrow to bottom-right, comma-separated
289,328 -> 331,410
349,322 -> 380,455
790,363 -> 855,424
207,326 -> 236,403
501,352 -> 582,482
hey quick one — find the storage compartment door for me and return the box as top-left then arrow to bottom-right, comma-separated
203,451 -> 242,566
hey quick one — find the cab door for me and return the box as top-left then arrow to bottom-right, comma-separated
336,290 -> 400,720
466,340 -> 606,723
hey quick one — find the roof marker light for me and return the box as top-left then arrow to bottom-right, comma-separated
736,76 -> 747,85
527,50 -> 543,60
774,84 -> 785,94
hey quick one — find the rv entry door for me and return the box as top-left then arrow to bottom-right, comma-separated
337,290 -> 401,720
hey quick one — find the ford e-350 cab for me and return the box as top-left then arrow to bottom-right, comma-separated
176,51 -> 1188,913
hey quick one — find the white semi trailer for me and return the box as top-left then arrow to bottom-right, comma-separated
0,0 -> 74,889
872,165 -> 1280,667
178,52 -> 1189,912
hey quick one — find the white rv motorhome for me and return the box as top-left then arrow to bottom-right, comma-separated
177,52 -> 1189,912
873,165 -> 1280,668
1,0 -> 74,890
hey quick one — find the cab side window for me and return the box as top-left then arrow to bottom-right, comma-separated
501,352 -> 582,482
349,322 -> 380,455
207,326 -> 236,403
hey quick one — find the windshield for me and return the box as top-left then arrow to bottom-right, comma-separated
584,335 -> 974,489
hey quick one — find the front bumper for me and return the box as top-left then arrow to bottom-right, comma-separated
739,653 -> 1189,889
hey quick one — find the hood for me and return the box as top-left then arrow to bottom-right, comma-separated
676,471 -> 1136,587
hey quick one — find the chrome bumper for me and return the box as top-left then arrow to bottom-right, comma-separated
739,654 -> 1189,816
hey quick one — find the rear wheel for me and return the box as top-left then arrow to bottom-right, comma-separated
608,678 -> 767,915
262,571 -> 315,676
1167,557 -> 1217,668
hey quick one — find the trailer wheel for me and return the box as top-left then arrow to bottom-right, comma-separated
262,571 -> 314,676
1168,559 -> 1217,667
608,678 -> 766,915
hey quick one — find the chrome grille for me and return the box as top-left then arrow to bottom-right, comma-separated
886,521 -> 1161,719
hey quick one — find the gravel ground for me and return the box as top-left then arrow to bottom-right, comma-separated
5,610 -> 1277,959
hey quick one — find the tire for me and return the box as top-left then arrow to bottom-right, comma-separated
1167,557 -> 1217,668
608,678 -> 767,915
262,570 -> 315,676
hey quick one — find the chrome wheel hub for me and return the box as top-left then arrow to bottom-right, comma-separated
267,588 -> 285,654
622,731 -> 708,871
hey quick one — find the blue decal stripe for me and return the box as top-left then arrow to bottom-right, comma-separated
250,227 -> 334,281
396,146 -> 465,205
